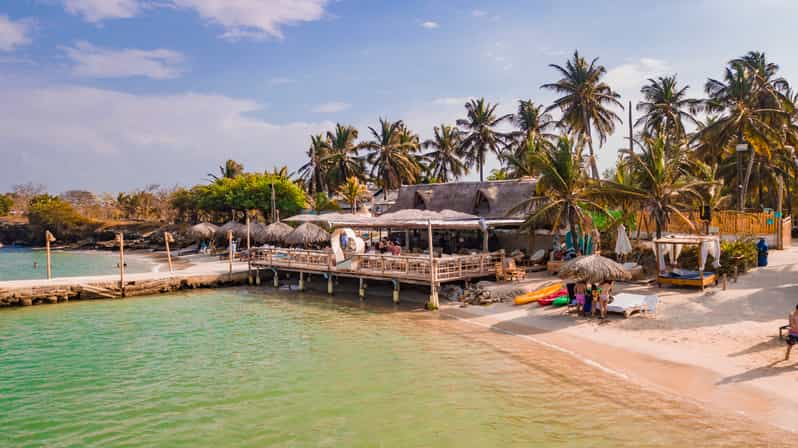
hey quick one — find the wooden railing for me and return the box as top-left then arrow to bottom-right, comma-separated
250,248 -> 501,282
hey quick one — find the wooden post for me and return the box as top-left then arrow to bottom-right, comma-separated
327,274 -> 334,295
392,279 -> 400,303
227,230 -> 233,281
482,228 -> 489,253
45,230 -> 55,280
299,271 -> 305,291
117,232 -> 125,297
777,175 -> 784,250
255,268 -> 261,285
273,269 -> 279,287
164,232 -> 174,273
246,213 -> 252,283
358,278 -> 365,300
427,219 -> 439,310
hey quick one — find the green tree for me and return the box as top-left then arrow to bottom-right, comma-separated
456,98 -> 512,182
27,194 -> 95,244
322,124 -> 363,190
306,191 -> 340,215
208,159 -> 244,181
542,51 -> 623,179
635,75 -> 701,139
337,176 -> 370,214
297,134 -> 330,195
512,136 -> 607,237
0,194 -> 13,216
365,118 -> 421,197
422,124 -> 467,183
510,99 -> 556,157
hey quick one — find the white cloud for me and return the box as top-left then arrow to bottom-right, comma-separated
420,20 -> 439,29
605,58 -> 670,92
61,41 -> 186,79
61,0 -> 140,22
471,9 -> 486,17
0,15 -> 33,52
172,0 -> 328,40
59,0 -> 329,40
0,84 -> 333,191
312,101 -> 350,113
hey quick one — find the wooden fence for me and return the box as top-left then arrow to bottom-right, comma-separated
634,210 -> 787,237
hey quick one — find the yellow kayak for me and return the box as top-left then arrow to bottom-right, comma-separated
514,282 -> 564,305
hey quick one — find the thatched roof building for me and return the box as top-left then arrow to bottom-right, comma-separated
284,223 -> 330,246
261,222 -> 293,243
216,220 -> 247,239
389,178 -> 542,220
189,222 -> 219,239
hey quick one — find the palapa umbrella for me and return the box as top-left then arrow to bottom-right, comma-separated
283,222 -> 330,246
261,222 -> 293,244
248,221 -> 270,244
216,220 -> 247,240
189,222 -> 219,240
558,254 -> 631,284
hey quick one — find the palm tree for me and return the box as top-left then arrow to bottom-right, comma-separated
365,119 -> 421,198
511,136 -> 607,238
456,98 -> 513,182
306,191 -> 340,215
635,75 -> 701,139
337,176 -> 370,214
604,136 -> 706,238
542,51 -> 623,179
208,159 -> 244,181
510,99 -> 556,156
322,124 -> 363,191
297,134 -> 329,195
422,124 -> 467,182
701,56 -> 790,209
501,138 -> 545,178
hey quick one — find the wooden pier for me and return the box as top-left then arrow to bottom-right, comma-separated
250,248 -> 502,308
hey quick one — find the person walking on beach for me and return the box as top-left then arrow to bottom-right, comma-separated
786,305 -> 798,361
574,281 -> 587,315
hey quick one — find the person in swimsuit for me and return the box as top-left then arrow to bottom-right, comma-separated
574,282 -> 587,315
786,304 -> 798,361
598,280 -> 613,319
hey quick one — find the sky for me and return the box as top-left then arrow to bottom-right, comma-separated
2,0 -> 798,193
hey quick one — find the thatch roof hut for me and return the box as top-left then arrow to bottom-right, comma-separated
284,223 -> 330,246
558,254 -> 631,284
261,222 -> 293,244
248,221 -> 269,244
389,178 -> 542,219
189,222 -> 219,239
216,220 -> 247,240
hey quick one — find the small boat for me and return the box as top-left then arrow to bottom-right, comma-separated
514,282 -> 563,305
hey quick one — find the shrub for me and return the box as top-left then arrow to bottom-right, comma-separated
27,194 -> 96,244
676,238 -> 757,275
0,194 -> 12,216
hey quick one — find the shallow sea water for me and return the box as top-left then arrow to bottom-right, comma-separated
0,288 -> 789,447
0,247 -> 152,281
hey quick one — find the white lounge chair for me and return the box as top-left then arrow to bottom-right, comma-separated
607,293 -> 658,318
529,249 -> 546,264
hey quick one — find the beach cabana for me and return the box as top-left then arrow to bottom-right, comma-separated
654,235 -> 721,290
284,223 -> 331,247
248,221 -> 269,244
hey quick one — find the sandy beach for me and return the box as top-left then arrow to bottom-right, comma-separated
436,246 -> 798,434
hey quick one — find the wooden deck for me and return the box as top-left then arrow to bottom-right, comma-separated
249,248 -> 502,285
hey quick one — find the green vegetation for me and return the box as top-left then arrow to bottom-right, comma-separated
27,195 -> 96,244
0,194 -> 12,216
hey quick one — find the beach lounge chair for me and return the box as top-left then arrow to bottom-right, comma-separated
606,293 -> 658,318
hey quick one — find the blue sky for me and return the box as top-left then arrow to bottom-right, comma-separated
2,0 -> 798,193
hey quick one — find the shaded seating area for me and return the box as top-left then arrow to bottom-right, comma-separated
654,235 -> 721,290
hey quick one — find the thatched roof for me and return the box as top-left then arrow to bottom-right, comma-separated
389,178 -> 542,219
283,222 -> 330,246
261,222 -> 293,243
558,254 -> 632,284
189,222 -> 219,239
216,220 -> 247,239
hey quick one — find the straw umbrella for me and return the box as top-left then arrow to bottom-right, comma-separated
216,221 -> 247,239
558,254 -> 631,284
262,222 -> 293,244
284,223 -> 331,246
249,221 -> 270,244
189,222 -> 219,240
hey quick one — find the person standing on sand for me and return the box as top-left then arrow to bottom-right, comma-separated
786,305 -> 798,361
598,280 -> 612,319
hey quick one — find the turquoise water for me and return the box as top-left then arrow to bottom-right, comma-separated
0,247 -> 153,281
0,289 -> 785,447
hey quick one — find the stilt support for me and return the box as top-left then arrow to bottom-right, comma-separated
255,268 -> 261,285
358,278 -> 365,300
392,279 -> 400,304
327,274 -> 334,295
299,272 -> 305,291
273,269 -> 279,288
427,283 -> 439,310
